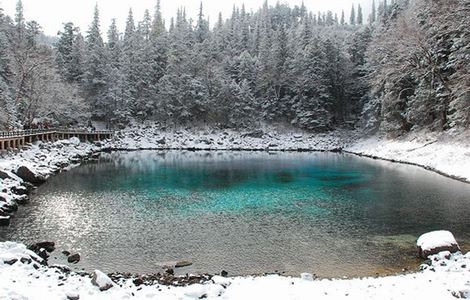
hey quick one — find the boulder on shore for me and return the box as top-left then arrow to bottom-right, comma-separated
14,166 -> 46,185
0,170 -> 12,180
11,186 -> 28,196
417,230 -> 460,259
91,270 -> 114,291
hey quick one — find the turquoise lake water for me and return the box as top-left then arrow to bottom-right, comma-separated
1,151 -> 470,277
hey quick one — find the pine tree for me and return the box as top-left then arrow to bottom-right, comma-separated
140,10 -> 152,41
350,4 -> 356,26
370,0 -> 377,23
357,4 -> 363,25
151,0 -> 165,38
70,33 -> 85,83
14,0 -> 24,29
83,4 -> 107,118
124,8 -> 135,46
196,2 -> 209,43
56,22 -> 79,83
326,11 -> 334,26
0,29 -> 14,129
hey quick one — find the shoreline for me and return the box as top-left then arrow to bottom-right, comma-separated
103,145 -> 470,185
0,240 -> 468,300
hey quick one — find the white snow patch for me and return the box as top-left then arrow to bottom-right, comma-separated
417,230 -> 459,252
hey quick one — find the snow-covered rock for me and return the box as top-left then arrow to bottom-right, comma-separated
417,230 -> 460,258
14,165 -> 46,184
69,137 -> 81,146
91,270 -> 114,291
65,291 -> 80,300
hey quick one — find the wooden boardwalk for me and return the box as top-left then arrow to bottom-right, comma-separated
0,129 -> 113,151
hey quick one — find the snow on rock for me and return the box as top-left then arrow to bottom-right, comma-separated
14,165 -> 46,184
0,241 -> 42,264
91,270 -> 114,291
417,230 -> 460,258
65,291 -> 80,300
69,137 -> 81,146
0,241 -> 469,300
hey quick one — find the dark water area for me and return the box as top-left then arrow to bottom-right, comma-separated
1,151 -> 470,278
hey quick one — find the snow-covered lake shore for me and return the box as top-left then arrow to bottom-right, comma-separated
1,126 -> 470,299
106,125 -> 470,182
0,240 -> 469,300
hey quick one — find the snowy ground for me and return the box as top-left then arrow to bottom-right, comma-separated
0,241 -> 469,300
345,129 -> 470,182
104,124 -> 352,151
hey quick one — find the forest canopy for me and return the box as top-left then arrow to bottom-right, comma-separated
0,0 -> 468,136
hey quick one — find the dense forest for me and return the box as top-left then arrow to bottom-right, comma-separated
0,0 -> 468,136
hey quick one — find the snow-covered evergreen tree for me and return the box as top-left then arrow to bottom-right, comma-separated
83,4 -> 106,119
350,4 -> 356,26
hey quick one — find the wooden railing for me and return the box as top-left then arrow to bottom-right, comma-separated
0,128 -> 113,139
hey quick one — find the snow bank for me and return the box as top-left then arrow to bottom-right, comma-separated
0,241 -> 469,300
104,124 -> 353,152
345,130 -> 470,182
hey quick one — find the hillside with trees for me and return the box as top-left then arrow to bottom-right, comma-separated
0,0 -> 468,137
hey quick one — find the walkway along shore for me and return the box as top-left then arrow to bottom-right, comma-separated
0,129 -> 113,151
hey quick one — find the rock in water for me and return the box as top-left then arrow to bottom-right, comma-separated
0,216 -> 10,226
29,241 -> 55,253
175,260 -> 193,268
67,253 -> 80,264
91,270 -> 114,291
14,166 -> 46,185
417,230 -> 460,259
